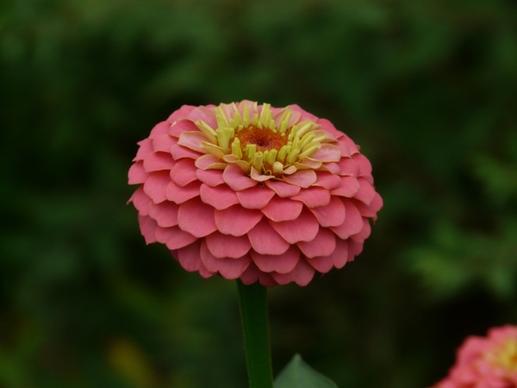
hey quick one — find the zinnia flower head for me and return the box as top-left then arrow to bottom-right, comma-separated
435,325 -> 517,388
128,101 -> 382,286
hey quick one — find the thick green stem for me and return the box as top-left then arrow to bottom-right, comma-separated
237,281 -> 274,388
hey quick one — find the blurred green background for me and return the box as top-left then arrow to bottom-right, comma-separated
1,0 -> 516,387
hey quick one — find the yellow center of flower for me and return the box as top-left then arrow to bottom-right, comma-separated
485,339 -> 517,372
194,102 -> 334,176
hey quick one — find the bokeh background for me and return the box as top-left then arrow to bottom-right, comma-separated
1,0 -> 516,387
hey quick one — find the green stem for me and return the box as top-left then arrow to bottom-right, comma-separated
237,281 -> 274,388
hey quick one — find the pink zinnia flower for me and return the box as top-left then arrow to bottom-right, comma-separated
435,325 -> 517,388
128,101 -> 382,286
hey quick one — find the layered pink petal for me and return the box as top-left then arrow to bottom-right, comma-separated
332,176 -> 360,197
143,172 -> 170,203
314,172 -> 341,190
283,170 -> 317,188
195,169 -> 224,187
292,187 -> 331,208
149,121 -> 171,138
205,233 -> 251,258
151,133 -> 174,153
251,247 -> 300,274
175,242 -> 202,272
130,188 -> 152,216
134,139 -> 152,161
265,180 -> 301,197
170,159 -> 198,186
236,186 -> 275,209
354,178 -> 376,205
149,202 -> 178,227
309,197 -> 346,227
223,164 -> 257,191
273,261 -> 315,286
177,199 -> 217,237
298,228 -> 336,258
200,242 -> 250,279
166,181 -> 200,204
270,209 -> 319,244
214,206 -> 262,236
170,143 -> 200,160
248,219 -> 290,255
143,152 -> 174,172
154,225 -> 197,249
310,239 -> 349,270
128,162 -> 147,184
311,144 -> 341,162
261,197 -> 303,222
169,119 -> 199,138
200,184 -> 239,210
138,215 -> 158,244
331,202 -> 364,239
177,131 -> 205,153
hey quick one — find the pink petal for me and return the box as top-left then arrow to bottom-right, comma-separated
241,265 -> 276,287
323,162 -> 341,174
166,181 -> 200,204
195,154 -> 226,170
314,172 -> 341,190
128,162 -> 147,184
143,152 -> 174,172
261,197 -> 303,222
354,178 -> 376,205
351,220 -> 371,243
331,176 -> 360,197
196,169 -> 224,187
178,131 -> 205,153
149,121 -> 171,138
331,201 -> 363,239
283,170 -> 317,188
248,219 -> 290,255
167,105 -> 195,123
292,187 -> 331,208
200,184 -> 239,210
236,186 -> 275,209
205,233 -> 251,258
186,106 -> 217,128
170,159 -> 198,187
175,242 -> 202,272
134,139 -> 152,161
337,135 -> 359,157
311,144 -> 341,162
138,215 -> 158,244
273,261 -> 315,286
130,188 -> 152,216
297,228 -> 336,258
250,247 -> 300,274
309,197 -> 346,227
152,133 -> 174,153
250,168 -> 274,182
349,240 -> 364,258
338,158 -> 359,176
317,118 -> 343,139
354,154 -> 372,176
310,239 -> 349,271
177,198 -> 217,237
355,193 -> 383,218
170,143 -> 201,160
154,225 -> 197,249
222,164 -> 257,191
265,180 -> 301,197
143,172 -> 170,203
200,242 -> 250,279
149,202 -> 178,227
270,209 -> 319,244
169,119 -> 199,138
214,205 -> 263,236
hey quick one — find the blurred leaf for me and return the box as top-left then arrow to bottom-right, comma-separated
274,355 -> 338,388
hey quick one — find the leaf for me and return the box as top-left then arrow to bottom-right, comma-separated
274,354 -> 338,388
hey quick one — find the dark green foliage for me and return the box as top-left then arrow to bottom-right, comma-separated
0,0 -> 516,387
